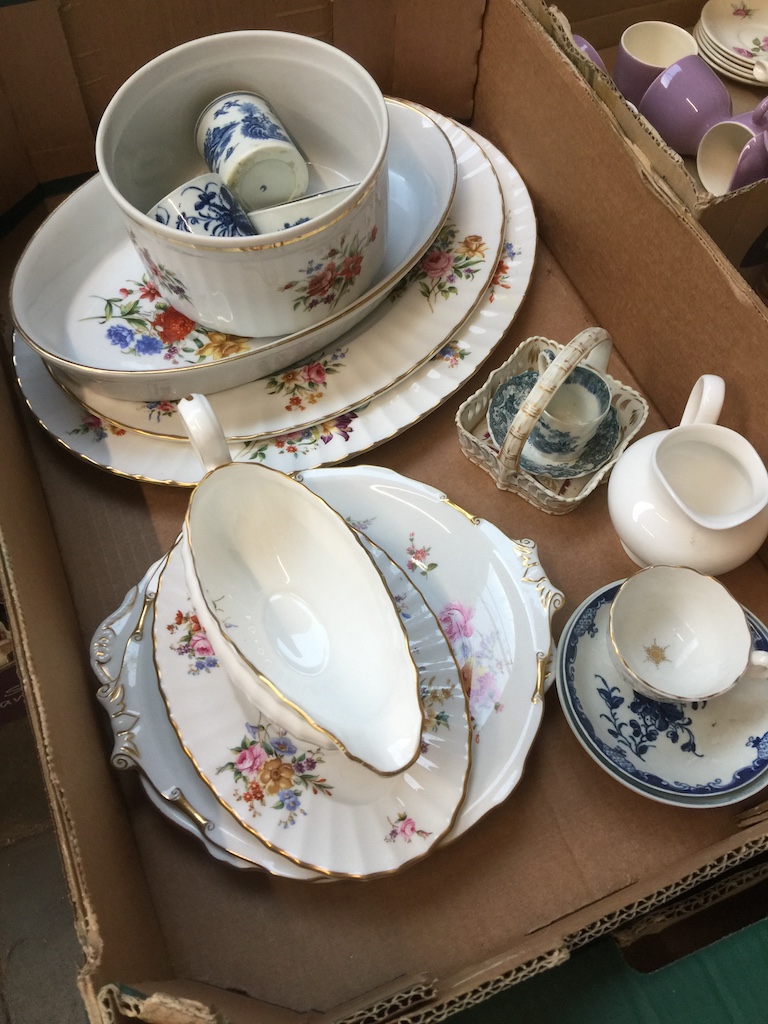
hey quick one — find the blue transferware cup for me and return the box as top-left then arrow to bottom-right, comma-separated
148,173 -> 255,237
196,91 -> 309,212
528,350 -> 612,464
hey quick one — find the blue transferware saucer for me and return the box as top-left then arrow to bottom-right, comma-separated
486,371 -> 620,479
556,580 -> 768,808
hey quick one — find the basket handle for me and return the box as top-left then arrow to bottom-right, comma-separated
498,327 -> 612,471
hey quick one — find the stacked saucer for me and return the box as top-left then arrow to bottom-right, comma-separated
11,101 -> 537,487
695,0 -> 768,85
91,464 -> 563,878
556,580 -> 768,808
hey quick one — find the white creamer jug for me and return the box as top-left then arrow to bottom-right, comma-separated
607,375 -> 768,575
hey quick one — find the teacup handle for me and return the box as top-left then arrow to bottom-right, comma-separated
499,327 -> 613,471
679,374 -> 725,427
746,650 -> 768,680
178,393 -> 233,473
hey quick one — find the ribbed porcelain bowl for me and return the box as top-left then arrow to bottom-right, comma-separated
181,460 -> 425,776
95,30 -> 389,337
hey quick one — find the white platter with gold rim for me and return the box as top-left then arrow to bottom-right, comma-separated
15,124 -> 536,485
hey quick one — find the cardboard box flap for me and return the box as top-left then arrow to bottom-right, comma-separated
4,0 -> 768,1021
0,0 -> 95,193
99,974 -> 438,1024
471,0 -> 768,454
334,0 -> 486,120
0,356 -> 174,1010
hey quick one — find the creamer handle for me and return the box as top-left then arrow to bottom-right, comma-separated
178,393 -> 233,473
679,375 -> 725,426
746,650 -> 768,680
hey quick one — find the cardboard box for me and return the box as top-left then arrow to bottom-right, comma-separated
3,0 -> 768,1021
525,0 -> 768,285
0,596 -> 25,726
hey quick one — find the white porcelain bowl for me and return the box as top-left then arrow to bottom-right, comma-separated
12,101 -> 453,402
181,460 -> 425,775
608,564 -> 768,703
95,31 -> 389,337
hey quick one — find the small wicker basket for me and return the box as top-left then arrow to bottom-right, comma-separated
456,329 -> 649,515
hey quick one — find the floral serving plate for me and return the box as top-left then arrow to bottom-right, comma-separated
92,464 -> 562,876
56,112 -> 504,442
15,123 -> 536,485
93,557 -> 323,879
556,580 -> 768,808
12,99 -> 456,402
154,530 -> 471,879
700,0 -> 768,63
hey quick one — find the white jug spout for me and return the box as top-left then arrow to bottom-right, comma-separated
654,422 -> 768,530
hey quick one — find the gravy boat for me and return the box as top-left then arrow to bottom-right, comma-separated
177,393 -> 424,776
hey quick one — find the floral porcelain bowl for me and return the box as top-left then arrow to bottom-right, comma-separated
181,455 -> 425,777
95,30 -> 389,338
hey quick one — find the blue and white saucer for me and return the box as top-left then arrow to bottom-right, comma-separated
556,580 -> 768,808
486,371 -> 620,479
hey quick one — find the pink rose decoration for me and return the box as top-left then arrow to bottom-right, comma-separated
398,817 -> 417,839
438,602 -> 475,643
301,362 -> 327,385
420,250 -> 454,279
190,633 -> 215,658
235,744 -> 268,775
306,263 -> 337,297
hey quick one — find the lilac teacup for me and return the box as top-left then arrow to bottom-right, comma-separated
638,54 -> 732,156
613,21 -> 698,107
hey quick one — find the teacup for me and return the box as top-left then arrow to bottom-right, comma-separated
697,121 -> 768,196
248,183 -> 359,235
613,21 -> 699,107
637,54 -> 732,156
573,35 -> 609,75
196,90 -> 310,211
609,565 -> 768,704
527,350 -> 612,464
148,173 -> 255,237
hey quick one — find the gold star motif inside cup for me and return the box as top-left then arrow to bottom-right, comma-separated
644,639 -> 670,668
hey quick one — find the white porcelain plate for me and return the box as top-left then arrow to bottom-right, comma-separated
15,121 -> 537,485
12,100 -> 456,401
556,580 -> 768,808
55,113 -> 504,441
92,464 -> 562,876
154,530 -> 471,879
701,0 -> 768,63
694,23 -> 767,83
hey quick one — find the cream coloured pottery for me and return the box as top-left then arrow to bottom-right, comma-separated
13,100 -> 454,402
609,565 -> 768,702
56,111 -> 501,441
91,461 -> 561,876
95,31 -> 389,338
557,579 -> 768,808
13,119 -> 537,483
181,458 -> 423,776
607,375 -> 768,575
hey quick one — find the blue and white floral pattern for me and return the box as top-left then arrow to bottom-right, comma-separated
152,179 -> 254,237
202,96 -> 290,172
558,583 -> 768,799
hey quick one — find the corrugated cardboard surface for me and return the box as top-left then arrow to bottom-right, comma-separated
3,0 -> 768,1020
0,0 -> 95,212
